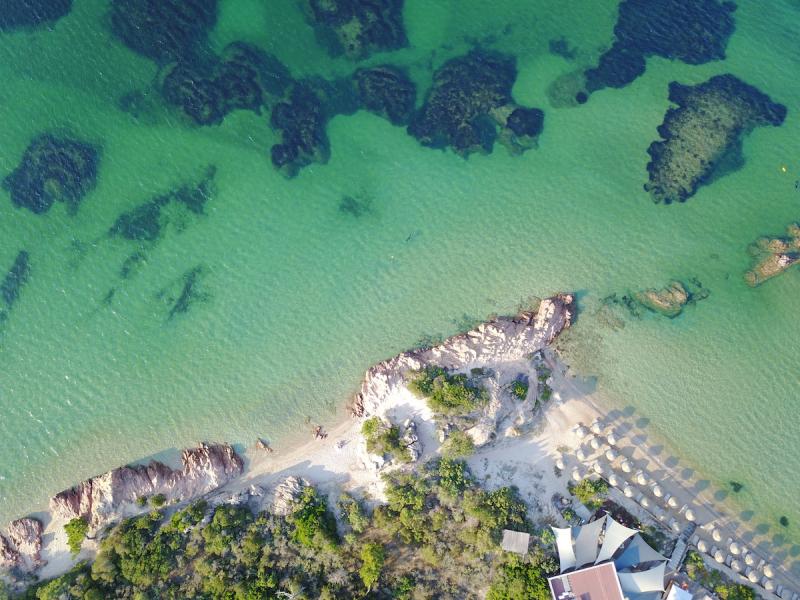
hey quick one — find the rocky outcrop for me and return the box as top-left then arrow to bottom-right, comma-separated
401,419 -> 422,462
50,442 -> 243,528
351,294 -> 575,418
745,223 -> 800,286
580,0 -> 736,100
644,75 -> 786,204
634,281 -> 690,318
270,477 -> 308,516
0,517 -> 44,572
3,134 -> 100,214
354,65 -> 416,126
408,49 -> 545,157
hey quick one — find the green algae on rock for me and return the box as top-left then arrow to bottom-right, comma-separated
354,65 -> 416,126
301,0 -> 407,60
109,0 -> 217,64
3,134 -> 99,215
645,75 -> 787,204
161,42 -> 291,126
580,0 -> 736,100
745,223 -> 800,287
408,49 -> 544,157
0,0 -> 72,32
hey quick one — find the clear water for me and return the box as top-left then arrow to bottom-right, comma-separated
0,0 -> 798,557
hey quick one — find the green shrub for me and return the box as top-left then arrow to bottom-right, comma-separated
437,458 -> 471,497
568,478 -> 608,510
442,430 -> 475,458
291,487 -> 339,549
359,542 -> 385,590
362,416 -> 411,462
408,366 -> 487,414
135,496 -> 147,507
510,380 -> 529,401
338,493 -> 369,533
150,493 -> 166,508
64,517 -> 89,556
487,554 -> 552,600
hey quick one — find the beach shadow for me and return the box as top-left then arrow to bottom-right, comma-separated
649,445 -> 663,456
665,456 -> 679,468
714,490 -> 729,501
622,405 -> 636,417
680,468 -> 694,480
755,522 -> 771,535
693,480 -> 710,492
635,417 -> 650,428
790,545 -> 800,558
740,510 -> 755,522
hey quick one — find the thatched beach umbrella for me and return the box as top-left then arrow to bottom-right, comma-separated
747,569 -> 759,583
624,485 -> 635,498
608,474 -> 620,487
640,496 -> 651,508
667,495 -> 678,508
636,472 -> 648,486
576,449 -> 587,461
744,552 -> 754,566
621,460 -> 632,473
590,437 -> 602,450
572,469 -> 583,482
593,462 -> 604,475
714,550 -> 725,563
555,457 -> 565,471
607,433 -> 618,446
697,540 -> 708,553
729,542 -> 740,555
763,579 -> 775,592
712,529 -> 722,542
605,448 -> 618,461
730,559 -> 742,572
576,425 -> 589,438
763,564 -> 774,578
652,485 -> 663,498
684,509 -> 696,522
591,420 -> 603,434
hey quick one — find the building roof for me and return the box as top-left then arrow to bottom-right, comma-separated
554,526 -> 578,572
501,529 -> 530,555
595,517 -> 638,564
617,562 -> 667,594
615,535 -> 668,571
664,581 -> 693,600
549,562 -> 625,600
575,516 -> 607,568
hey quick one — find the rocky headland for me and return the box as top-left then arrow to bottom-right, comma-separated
644,74 -> 786,204
745,223 -> 800,286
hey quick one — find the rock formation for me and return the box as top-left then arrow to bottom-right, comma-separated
270,477 -> 308,516
745,223 -> 800,286
580,0 -> 736,100
633,281 -> 690,318
0,517 -> 44,572
109,0 -> 217,64
301,0 -> 407,60
351,294 -> 575,418
408,49 -> 544,157
354,65 -> 416,126
50,443 -> 243,528
644,75 -> 786,204
3,134 -> 99,214
0,0 -> 72,31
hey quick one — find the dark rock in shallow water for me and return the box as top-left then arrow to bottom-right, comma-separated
3,134 -> 99,214
355,65 -> 416,126
302,0 -> 407,60
111,201 -> 163,241
158,265 -> 208,320
745,223 -> 800,287
109,0 -> 217,64
549,37 -> 576,60
161,42 -> 291,126
582,0 -> 736,96
645,74 -> 786,204
408,49 -> 544,157
1,251 -> 31,309
506,107 -> 544,138
0,0 -> 72,31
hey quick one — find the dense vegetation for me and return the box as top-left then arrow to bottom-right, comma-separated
408,367 -> 488,414
21,461 -> 557,599
441,430 -> 475,458
64,517 -> 89,556
568,478 -> 609,511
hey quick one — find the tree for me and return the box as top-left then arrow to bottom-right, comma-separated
64,517 -> 89,556
359,542 -> 385,590
442,430 -> 475,458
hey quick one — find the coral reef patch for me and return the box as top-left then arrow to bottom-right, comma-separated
161,42 -> 291,126
301,0 -> 407,60
745,223 -> 800,286
3,134 -> 99,214
354,65 -> 416,126
408,49 -> 544,157
581,0 -> 736,98
645,75 -> 786,204
0,0 -> 72,32
109,0 -> 218,64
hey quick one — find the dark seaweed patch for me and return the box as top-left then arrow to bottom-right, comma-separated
157,266 -> 208,320
339,193 -> 372,217
0,0 -> 72,31
1,251 -> 30,309
120,251 -> 148,279
354,65 -> 416,126
111,202 -> 163,241
548,37 -> 576,60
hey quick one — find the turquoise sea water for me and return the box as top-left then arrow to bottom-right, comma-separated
0,0 -> 799,559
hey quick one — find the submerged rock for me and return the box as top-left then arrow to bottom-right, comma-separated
1,251 -> 30,310
581,0 -> 736,98
50,443 -> 243,528
354,65 -> 416,126
645,75 -> 786,204
602,279 -> 709,322
109,0 -> 217,64
302,0 -> 407,60
633,281 -> 690,318
161,42 -> 291,126
745,223 -> 800,286
0,0 -> 72,31
408,49 -> 544,157
3,134 -> 99,214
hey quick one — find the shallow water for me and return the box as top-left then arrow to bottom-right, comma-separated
0,0 -> 798,561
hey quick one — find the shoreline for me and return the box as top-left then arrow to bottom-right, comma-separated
3,294 -> 798,595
